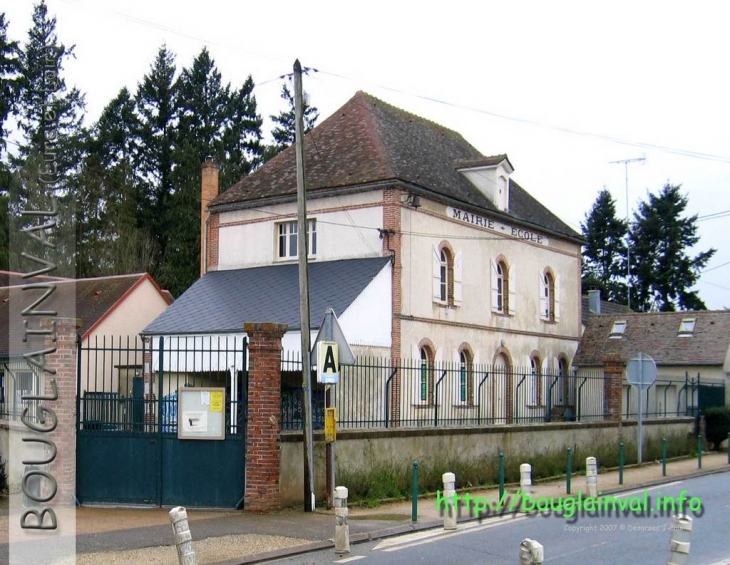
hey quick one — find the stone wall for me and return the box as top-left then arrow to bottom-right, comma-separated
279,417 -> 694,506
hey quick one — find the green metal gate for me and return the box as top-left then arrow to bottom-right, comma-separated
77,335 -> 248,508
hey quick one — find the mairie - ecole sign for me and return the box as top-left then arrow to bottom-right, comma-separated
446,206 -> 549,245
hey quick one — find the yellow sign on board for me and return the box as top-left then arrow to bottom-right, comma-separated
324,407 -> 337,442
210,391 -> 224,412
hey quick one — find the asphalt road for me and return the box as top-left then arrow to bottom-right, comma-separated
267,473 -> 730,565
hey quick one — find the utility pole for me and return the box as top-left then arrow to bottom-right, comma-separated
294,59 -> 315,512
609,156 -> 645,309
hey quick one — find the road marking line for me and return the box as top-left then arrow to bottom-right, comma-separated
334,556 -> 366,563
545,541 -> 608,562
373,517 -> 507,550
378,515 -> 528,552
706,559 -> 730,565
614,481 -> 682,498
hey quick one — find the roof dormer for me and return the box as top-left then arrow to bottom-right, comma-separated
456,155 -> 514,212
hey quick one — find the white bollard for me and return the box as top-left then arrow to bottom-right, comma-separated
585,456 -> 598,498
334,486 -> 350,554
168,506 -> 197,565
667,514 -> 692,565
520,463 -> 532,494
519,538 -> 544,564
442,472 -> 457,530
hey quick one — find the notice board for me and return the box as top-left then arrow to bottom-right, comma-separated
177,387 -> 226,440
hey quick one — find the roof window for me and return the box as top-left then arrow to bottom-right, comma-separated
609,320 -> 627,338
678,318 -> 696,337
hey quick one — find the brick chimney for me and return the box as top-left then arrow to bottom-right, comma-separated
201,161 -> 219,276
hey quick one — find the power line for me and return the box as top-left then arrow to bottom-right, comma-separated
53,0 -> 730,166
701,259 -> 730,274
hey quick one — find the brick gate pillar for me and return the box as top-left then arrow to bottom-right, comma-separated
602,353 -> 624,422
43,317 -> 81,503
244,322 -> 287,512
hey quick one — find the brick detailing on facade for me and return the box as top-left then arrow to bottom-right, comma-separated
43,317 -> 81,504
383,187 -> 402,424
201,161 -> 220,275
244,322 -> 288,512
142,336 -> 156,431
207,212 -> 220,272
603,353 -> 624,421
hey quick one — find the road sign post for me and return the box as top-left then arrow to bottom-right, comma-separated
312,309 -> 355,508
626,353 -> 657,464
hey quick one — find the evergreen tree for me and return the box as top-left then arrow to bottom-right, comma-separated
581,188 -> 628,303
220,75 -> 263,188
78,87 -> 156,276
10,1 -> 86,277
162,48 -> 263,295
0,12 -> 20,270
134,45 -> 177,279
0,12 -> 20,159
629,183 -> 715,311
262,83 -> 318,162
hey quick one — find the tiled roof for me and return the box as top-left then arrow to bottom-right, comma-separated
581,295 -> 633,325
574,310 -> 730,367
143,257 -> 391,335
211,92 -> 581,241
1,274 -> 151,355
0,270 -> 68,286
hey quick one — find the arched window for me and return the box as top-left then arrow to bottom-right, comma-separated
540,269 -> 559,322
492,259 -> 511,314
529,354 -> 541,406
458,349 -> 473,404
433,244 -> 462,307
496,262 -> 505,312
439,249 -> 449,303
419,346 -> 434,403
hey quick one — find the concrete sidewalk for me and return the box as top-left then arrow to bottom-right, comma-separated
1,451 -> 728,564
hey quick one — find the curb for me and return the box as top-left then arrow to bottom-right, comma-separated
215,462 -> 730,565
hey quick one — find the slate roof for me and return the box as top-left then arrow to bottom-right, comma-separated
0,273 -> 161,355
211,92 -> 581,242
574,311 -> 730,367
581,295 -> 633,326
142,256 -> 391,335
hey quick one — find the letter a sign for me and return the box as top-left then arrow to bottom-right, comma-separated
317,341 -> 339,384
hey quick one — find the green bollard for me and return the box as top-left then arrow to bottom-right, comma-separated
566,446 -> 572,495
498,452 -> 505,501
618,442 -> 624,485
662,438 -> 667,477
411,461 -> 419,523
698,435 -> 702,469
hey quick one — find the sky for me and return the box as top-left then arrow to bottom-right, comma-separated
4,0 -> 729,309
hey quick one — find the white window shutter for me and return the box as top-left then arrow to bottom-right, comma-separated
490,259 -> 499,312
554,275 -> 561,322
509,265 -> 517,315
432,246 -> 442,302
539,271 -> 548,320
454,251 -> 463,305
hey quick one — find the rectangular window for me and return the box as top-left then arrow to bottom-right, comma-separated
678,318 -> 696,337
609,320 -> 627,339
277,219 -> 316,259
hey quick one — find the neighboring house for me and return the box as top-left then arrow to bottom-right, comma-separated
581,289 -> 633,327
0,273 -> 173,419
574,310 -> 730,418
144,91 -> 586,424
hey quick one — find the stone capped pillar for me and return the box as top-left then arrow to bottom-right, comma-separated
602,353 -> 624,422
244,322 -> 287,512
